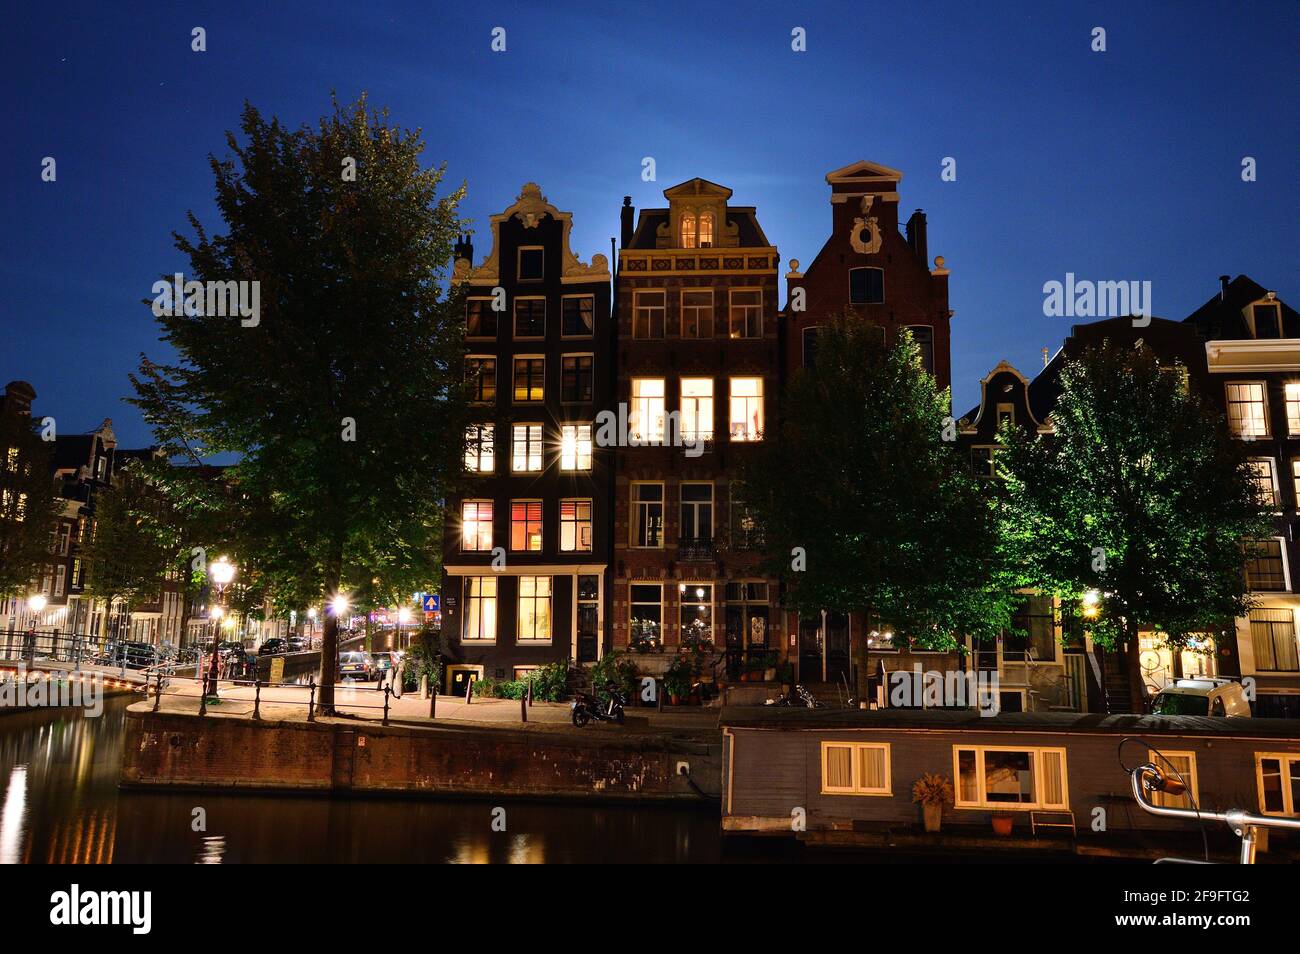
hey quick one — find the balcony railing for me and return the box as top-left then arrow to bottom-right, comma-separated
677,537 -> 716,561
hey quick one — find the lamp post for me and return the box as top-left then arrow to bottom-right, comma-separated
307,607 -> 317,648
25,594 -> 47,665
397,607 -> 412,650
205,557 -> 236,698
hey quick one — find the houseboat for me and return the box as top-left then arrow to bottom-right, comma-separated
720,707 -> 1300,859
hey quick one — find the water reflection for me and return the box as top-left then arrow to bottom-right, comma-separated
0,697 -> 723,864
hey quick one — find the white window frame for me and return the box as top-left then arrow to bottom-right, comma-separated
1256,752 -> 1300,817
632,481 -> 665,549
820,741 -> 892,796
559,498 -> 593,553
681,289 -> 714,339
1226,381 -> 1269,439
461,500 -> 493,552
517,575 -> 552,643
464,423 -> 495,474
952,745 -> 1069,811
633,290 -> 666,339
511,423 -> 544,473
461,577 -> 497,642
680,377 -> 714,443
466,297 -> 497,339
512,354 -> 545,403
727,288 -> 762,339
1248,457 -> 1281,511
630,378 -> 666,443
561,353 -> 595,404
517,245 -> 545,283
561,293 -> 596,338
509,499 -> 544,553
560,423 -> 593,472
465,355 -> 496,404
728,376 -> 764,442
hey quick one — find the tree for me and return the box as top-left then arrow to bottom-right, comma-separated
80,466 -> 172,640
129,95 -> 469,712
0,413 -> 61,604
739,316 -> 1020,698
998,341 -> 1270,711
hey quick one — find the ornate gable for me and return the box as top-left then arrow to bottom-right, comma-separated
458,182 -> 609,285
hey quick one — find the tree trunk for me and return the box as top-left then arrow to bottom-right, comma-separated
317,557 -> 342,715
1124,618 -> 1146,714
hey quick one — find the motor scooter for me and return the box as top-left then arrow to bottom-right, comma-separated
571,680 -> 627,726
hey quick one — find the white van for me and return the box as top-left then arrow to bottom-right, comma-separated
1151,677 -> 1252,717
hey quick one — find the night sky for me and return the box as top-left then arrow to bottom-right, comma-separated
3,1 -> 1296,448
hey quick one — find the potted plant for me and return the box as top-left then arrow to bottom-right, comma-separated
991,814 -> 1014,837
911,773 -> 954,833
664,655 -> 691,705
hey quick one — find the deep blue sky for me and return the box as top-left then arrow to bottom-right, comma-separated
3,1 -> 1296,446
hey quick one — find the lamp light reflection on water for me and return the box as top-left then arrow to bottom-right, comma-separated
0,765 -> 27,864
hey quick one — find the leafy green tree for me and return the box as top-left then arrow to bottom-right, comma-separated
739,316 -> 1021,698
0,413 -> 61,604
80,467 -> 172,640
998,341 -> 1270,711
129,95 -> 469,712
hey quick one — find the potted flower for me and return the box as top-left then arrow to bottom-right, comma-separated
991,814 -> 1014,837
911,773 -> 954,833
664,655 -> 691,705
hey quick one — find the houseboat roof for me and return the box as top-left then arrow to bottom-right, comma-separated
719,707 -> 1300,740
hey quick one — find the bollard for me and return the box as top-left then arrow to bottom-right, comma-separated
307,677 -> 316,722
198,674 -> 208,717
527,678 -> 534,708
253,678 -> 261,721
520,691 -> 527,723
152,671 -> 162,712
657,677 -> 664,712
429,684 -> 437,719
383,683 -> 391,726
465,678 -> 472,704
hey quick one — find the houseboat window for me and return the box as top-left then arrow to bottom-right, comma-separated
954,746 -> 1068,810
820,742 -> 891,795
1257,753 -> 1300,816
562,296 -> 595,337
1248,608 -> 1299,671
630,584 -> 662,650
1149,751 -> 1198,810
517,576 -> 551,641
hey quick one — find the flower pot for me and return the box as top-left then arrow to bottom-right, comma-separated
923,802 -> 943,833
764,667 -> 777,682
670,694 -> 681,705
991,815 -> 1014,837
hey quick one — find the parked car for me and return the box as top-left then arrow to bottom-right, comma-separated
338,651 -> 372,681
1151,677 -> 1251,717
286,635 -> 307,653
97,641 -> 159,669
371,652 -> 393,674
258,638 -> 288,656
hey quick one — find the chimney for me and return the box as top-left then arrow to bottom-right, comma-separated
2,381 -> 36,417
620,196 -> 635,249
906,209 -> 928,265
453,233 -> 474,264
1219,275 -> 1230,301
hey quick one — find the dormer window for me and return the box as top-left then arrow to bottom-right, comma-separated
1252,302 -> 1282,339
681,213 -> 696,249
698,212 -> 714,248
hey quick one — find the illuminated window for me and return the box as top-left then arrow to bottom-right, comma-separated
678,582 -> 714,646
630,583 -> 662,649
680,212 -> 696,249
1148,751 -> 1198,810
1226,382 -> 1268,438
1258,753 -> 1300,816
729,377 -> 763,441
634,291 -> 665,339
511,424 -> 543,472
559,499 -> 593,552
1249,458 -> 1278,509
698,212 -> 714,248
954,746 -> 1068,810
464,424 -> 494,473
681,289 -> 713,338
1249,608 -> 1299,671
1286,383 -> 1300,435
1243,539 -> 1288,592
517,576 -> 551,641
460,501 -> 493,552
510,501 -> 543,552
462,577 -> 497,641
821,742 -> 892,795
512,357 -> 545,402
728,289 -> 762,338
680,378 -> 714,443
560,424 -> 593,471
631,378 -> 665,443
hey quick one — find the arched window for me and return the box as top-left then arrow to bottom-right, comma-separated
681,213 -> 697,249
698,212 -> 714,247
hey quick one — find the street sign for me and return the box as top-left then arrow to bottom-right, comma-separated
422,594 -> 440,613
269,657 -> 285,684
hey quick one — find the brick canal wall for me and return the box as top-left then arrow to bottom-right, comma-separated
120,707 -> 722,803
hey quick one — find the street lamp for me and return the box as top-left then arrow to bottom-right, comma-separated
397,606 -> 412,649
205,557 -> 236,697
1081,589 -> 1101,620
28,594 -> 47,616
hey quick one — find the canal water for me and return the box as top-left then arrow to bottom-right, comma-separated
0,696 -> 730,864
